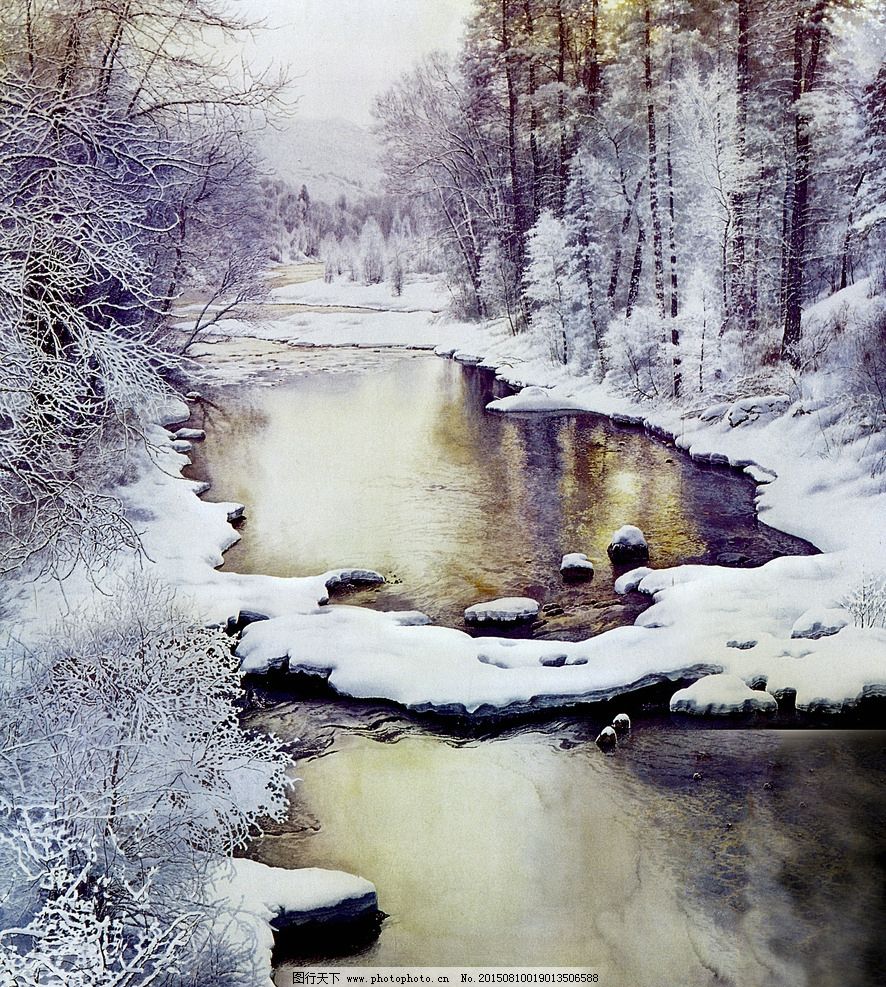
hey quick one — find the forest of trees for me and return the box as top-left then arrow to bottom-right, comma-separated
376,0 -> 886,403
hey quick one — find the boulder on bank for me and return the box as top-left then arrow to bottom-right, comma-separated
210,858 -> 378,984
174,427 -> 206,441
464,596 -> 540,625
607,525 -> 649,563
560,552 -> 595,580
670,673 -> 778,716
790,607 -> 850,640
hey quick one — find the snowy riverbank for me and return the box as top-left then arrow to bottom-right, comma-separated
13,268 -> 874,720
184,270 -> 886,718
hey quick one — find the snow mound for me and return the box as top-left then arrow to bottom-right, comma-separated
670,674 -> 778,716
464,596 -> 540,624
487,385 -> 586,413
790,607 -> 850,640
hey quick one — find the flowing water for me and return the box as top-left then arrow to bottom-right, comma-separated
188,345 -> 885,985
190,346 -> 814,638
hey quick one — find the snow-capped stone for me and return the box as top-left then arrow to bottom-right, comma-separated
226,503 -> 246,524
210,858 -> 377,986
171,439 -> 192,454
560,552 -> 595,579
614,567 -> 653,594
323,568 -> 385,590
670,673 -> 778,716
790,607 -> 850,640
464,596 -> 540,624
612,713 -> 631,735
596,726 -> 618,751
607,525 -> 649,563
174,427 -> 206,441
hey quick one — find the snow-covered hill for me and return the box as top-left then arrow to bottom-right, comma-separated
259,116 -> 383,201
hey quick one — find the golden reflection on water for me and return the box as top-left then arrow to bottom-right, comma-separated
192,351 -> 809,630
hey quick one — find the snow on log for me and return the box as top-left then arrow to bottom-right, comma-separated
174,427 -> 206,441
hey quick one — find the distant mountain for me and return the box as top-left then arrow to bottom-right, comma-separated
258,117 -> 383,202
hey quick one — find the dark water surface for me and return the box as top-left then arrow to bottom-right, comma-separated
248,697 -> 886,987
190,346 -> 884,984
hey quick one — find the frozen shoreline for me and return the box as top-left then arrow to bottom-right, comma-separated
183,271 -> 885,718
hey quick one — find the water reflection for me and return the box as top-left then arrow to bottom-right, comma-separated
253,719 -> 885,986
190,351 -> 814,634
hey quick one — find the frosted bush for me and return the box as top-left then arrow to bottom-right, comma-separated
842,573 -> 886,628
603,307 -> 674,401
0,578 -> 291,984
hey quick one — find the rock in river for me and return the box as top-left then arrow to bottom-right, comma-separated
464,596 -> 540,625
607,525 -> 649,563
560,552 -> 595,580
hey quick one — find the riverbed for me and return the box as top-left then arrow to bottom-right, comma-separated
188,344 -> 884,985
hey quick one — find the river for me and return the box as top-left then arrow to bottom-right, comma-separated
188,343 -> 885,986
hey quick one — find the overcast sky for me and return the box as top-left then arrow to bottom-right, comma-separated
238,0 -> 475,124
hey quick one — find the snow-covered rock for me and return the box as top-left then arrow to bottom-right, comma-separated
560,552 -> 595,579
669,673 -> 778,716
226,503 -> 246,524
174,427 -> 206,441
464,596 -> 540,624
210,858 -> 377,984
596,726 -> 618,751
726,394 -> 791,428
790,607 -> 850,640
607,525 -> 649,563
323,568 -> 385,592
171,439 -> 192,454
612,713 -> 631,735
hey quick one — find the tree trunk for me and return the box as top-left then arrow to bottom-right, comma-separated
782,1 -> 826,363
522,0 -> 542,219
643,1 -> 667,320
731,0 -> 751,325
556,0 -> 569,211
502,0 -> 528,270
626,219 -> 646,319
